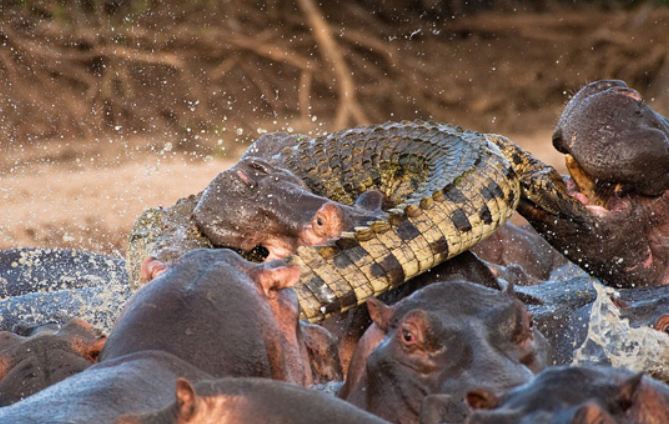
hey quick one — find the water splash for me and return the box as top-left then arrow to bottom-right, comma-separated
573,282 -> 669,381
0,248 -> 130,333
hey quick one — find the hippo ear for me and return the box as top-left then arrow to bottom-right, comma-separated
252,263 -> 301,298
654,314 -> 669,334
465,388 -> 500,410
616,372 -> 643,410
175,378 -> 197,420
354,190 -> 385,212
571,401 -> 616,424
62,319 -> 107,362
366,297 -> 393,332
139,257 -> 168,284
500,279 -> 517,298
71,335 -> 107,362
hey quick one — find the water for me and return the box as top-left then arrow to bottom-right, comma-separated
573,282 -> 669,382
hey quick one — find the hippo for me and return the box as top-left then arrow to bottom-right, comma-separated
520,79 -> 669,287
127,156 -> 384,286
323,250 -> 501,375
193,157 -> 385,261
340,280 -> 550,424
0,350 -> 211,423
118,377 -> 387,423
102,248 -> 339,385
471,223 -> 568,286
465,365 -> 669,423
0,319 -> 106,406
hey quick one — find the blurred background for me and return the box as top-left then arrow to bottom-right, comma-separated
1,0 -> 668,255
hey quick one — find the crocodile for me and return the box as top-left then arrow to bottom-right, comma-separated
128,121 -> 530,322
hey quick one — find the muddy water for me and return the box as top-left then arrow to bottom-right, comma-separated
573,282 -> 669,381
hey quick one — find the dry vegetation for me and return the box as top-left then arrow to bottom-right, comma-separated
0,0 -> 668,146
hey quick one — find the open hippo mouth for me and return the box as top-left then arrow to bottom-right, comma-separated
517,80 -> 669,287
553,80 -> 669,216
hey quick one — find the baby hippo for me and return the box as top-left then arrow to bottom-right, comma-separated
103,248 -> 338,385
193,157 -> 384,260
0,319 -> 106,405
466,365 -> 669,423
340,281 -> 549,424
520,80 -> 669,287
119,377 -> 387,424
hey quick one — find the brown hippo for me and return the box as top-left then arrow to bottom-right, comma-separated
0,318 -> 106,406
102,248 -> 339,385
520,80 -> 669,287
466,365 -> 669,424
340,280 -> 550,424
118,377 -> 387,424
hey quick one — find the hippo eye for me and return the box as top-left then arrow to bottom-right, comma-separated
316,217 -> 324,226
402,329 -> 414,344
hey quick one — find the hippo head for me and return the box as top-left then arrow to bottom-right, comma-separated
0,319 -> 106,406
193,157 -> 384,260
466,365 -> 669,424
102,248 -> 323,386
553,79 -> 669,197
519,80 -> 669,287
341,281 -> 548,424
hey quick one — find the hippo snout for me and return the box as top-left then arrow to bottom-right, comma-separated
312,202 -> 346,240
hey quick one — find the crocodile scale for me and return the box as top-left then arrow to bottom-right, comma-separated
260,121 -> 521,321
126,121 -> 526,322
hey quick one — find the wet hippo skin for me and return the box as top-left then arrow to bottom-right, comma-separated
193,157 -> 385,261
0,350 -> 211,423
472,223 -> 568,286
340,280 -> 549,424
322,250 -> 500,376
521,80 -> 669,287
118,377 -> 387,424
0,319 -> 106,406
466,365 -> 669,424
102,248 -> 322,385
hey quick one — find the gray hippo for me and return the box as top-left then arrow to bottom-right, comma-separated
0,319 -> 106,406
0,248 -> 340,422
118,377 -> 387,424
520,79 -> 669,287
0,248 -> 129,332
465,365 -> 669,424
127,156 -> 384,286
340,280 -> 550,424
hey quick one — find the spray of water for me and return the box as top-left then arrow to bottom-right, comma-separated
573,282 -> 669,382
